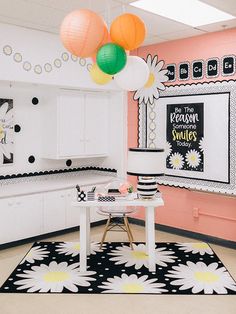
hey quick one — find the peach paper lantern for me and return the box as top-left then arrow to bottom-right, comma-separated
60,9 -> 108,58
110,13 -> 146,51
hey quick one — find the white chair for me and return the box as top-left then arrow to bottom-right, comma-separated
97,207 -> 136,249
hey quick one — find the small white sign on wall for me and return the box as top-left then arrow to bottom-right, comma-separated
0,98 -> 14,166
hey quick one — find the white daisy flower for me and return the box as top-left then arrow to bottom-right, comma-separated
14,261 -> 96,292
109,243 -> 177,269
20,246 -> 50,264
134,54 -> 168,105
169,152 -> 184,170
165,141 -> 172,156
185,149 -> 201,168
166,261 -> 236,294
55,241 -> 105,257
199,137 -> 205,152
0,101 -> 13,164
98,273 -> 167,293
175,243 -> 213,256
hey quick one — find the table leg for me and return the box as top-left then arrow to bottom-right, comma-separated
145,206 -> 156,272
86,207 -> 90,255
80,206 -> 89,272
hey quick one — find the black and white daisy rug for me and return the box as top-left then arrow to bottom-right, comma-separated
1,241 -> 236,295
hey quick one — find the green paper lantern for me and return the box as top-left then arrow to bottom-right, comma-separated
96,43 -> 127,75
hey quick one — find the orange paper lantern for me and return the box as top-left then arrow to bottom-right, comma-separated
110,13 -> 146,51
90,32 -> 110,63
60,9 -> 108,58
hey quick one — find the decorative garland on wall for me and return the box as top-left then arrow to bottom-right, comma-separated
2,45 -> 93,75
0,166 -> 117,181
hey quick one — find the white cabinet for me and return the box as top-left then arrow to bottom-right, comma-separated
0,194 -> 43,245
42,91 -> 109,159
43,190 -> 67,233
65,189 -> 80,228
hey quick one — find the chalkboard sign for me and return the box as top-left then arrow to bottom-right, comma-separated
166,103 -> 204,172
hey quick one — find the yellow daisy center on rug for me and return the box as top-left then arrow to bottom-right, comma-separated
44,271 -> 70,283
0,125 -> 4,140
144,73 -> 155,88
73,243 -> 80,250
194,271 -> 219,283
122,283 -> 144,293
132,251 -> 148,260
192,243 -> 209,249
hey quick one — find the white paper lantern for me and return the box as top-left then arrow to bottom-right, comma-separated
114,56 -> 149,91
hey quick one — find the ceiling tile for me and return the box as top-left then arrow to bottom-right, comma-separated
197,18 -> 236,32
161,28 -> 206,41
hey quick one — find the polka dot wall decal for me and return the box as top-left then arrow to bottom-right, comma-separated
3,45 -> 12,56
44,63 -> 52,73
79,58 -> 86,66
34,65 -> 42,74
54,58 -> 62,68
14,124 -> 21,133
23,61 -> 32,71
66,159 -> 72,167
71,54 -> 78,62
61,52 -> 69,62
32,97 -> 39,105
13,52 -> 22,63
28,155 -> 35,163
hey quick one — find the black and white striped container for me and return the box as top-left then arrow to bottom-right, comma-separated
137,177 -> 157,198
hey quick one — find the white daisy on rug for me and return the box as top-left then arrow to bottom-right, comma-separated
133,54 -> 168,105
185,149 -> 201,168
199,137 -> 205,152
166,261 -> 236,294
169,152 -> 184,170
175,243 -> 213,256
109,243 -> 177,269
55,241 -> 105,257
165,141 -> 172,157
14,261 -> 96,292
20,246 -> 50,264
98,273 -> 167,293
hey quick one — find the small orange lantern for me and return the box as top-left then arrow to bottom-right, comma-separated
60,9 -> 108,58
110,13 -> 146,51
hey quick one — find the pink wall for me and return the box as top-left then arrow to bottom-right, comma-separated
128,28 -> 236,242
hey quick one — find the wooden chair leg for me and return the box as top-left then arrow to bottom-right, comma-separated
126,217 -> 134,241
100,215 -> 111,249
124,216 -> 133,250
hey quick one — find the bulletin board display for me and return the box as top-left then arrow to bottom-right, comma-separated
138,80 -> 236,194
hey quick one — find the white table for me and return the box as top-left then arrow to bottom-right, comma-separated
72,197 -> 164,273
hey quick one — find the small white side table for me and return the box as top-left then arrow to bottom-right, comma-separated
72,197 -> 164,273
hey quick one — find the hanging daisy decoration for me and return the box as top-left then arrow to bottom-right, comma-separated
185,149 -> 201,168
133,54 -> 169,105
169,152 -> 184,170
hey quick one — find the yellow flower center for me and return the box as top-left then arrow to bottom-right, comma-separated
43,271 -> 70,283
192,243 -> 209,249
144,73 -> 155,88
122,283 -> 144,293
132,251 -> 148,260
194,271 -> 219,283
73,243 -> 80,251
0,125 -> 4,140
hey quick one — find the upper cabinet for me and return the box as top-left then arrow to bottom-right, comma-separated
42,90 -> 109,159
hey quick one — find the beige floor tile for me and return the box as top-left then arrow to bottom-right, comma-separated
0,224 -> 236,314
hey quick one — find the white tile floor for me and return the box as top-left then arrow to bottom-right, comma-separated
0,224 -> 236,314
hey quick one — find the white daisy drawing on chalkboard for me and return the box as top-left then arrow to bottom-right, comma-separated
166,261 -> 236,294
98,274 -> 167,294
185,149 -> 201,168
165,141 -> 172,156
169,152 -> 184,170
0,100 -> 13,164
133,54 -> 168,105
199,138 -> 205,152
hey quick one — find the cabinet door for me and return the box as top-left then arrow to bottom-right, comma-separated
43,190 -> 66,233
65,189 -> 80,228
85,93 -> 109,156
0,195 -> 43,244
58,94 -> 85,157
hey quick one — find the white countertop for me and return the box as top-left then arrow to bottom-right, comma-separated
0,171 -> 115,199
